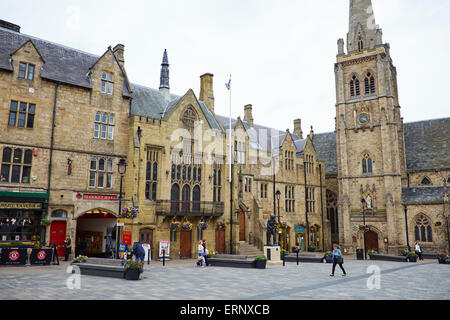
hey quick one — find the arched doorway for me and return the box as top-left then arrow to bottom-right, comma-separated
310,225 -> 321,250
192,185 -> 201,213
76,209 -> 117,257
215,227 -> 225,254
171,184 -> 180,213
366,230 -> 379,251
182,185 -> 191,213
239,208 -> 246,241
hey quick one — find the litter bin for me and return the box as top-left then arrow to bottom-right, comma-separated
356,249 -> 364,260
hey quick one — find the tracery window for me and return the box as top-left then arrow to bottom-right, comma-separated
414,215 -> 433,243
364,72 -> 376,95
182,108 -> 196,131
350,75 -> 360,97
362,154 -> 373,175
145,149 -> 159,201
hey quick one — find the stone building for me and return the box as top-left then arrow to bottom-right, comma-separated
123,51 -> 329,260
0,20 -> 131,257
313,0 -> 449,255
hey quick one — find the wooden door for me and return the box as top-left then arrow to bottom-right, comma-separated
366,230 -> 379,251
215,229 -> 225,254
239,209 -> 246,241
50,221 -> 66,257
180,230 -> 192,259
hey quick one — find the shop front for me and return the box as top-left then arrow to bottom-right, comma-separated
0,191 -> 51,265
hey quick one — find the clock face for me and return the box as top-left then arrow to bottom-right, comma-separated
359,113 -> 370,124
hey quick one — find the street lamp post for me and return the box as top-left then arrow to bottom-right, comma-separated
361,198 -> 367,260
115,158 -> 127,259
276,190 -> 281,246
404,204 -> 411,252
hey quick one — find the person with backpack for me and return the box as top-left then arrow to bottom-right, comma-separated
330,243 -> 347,277
132,242 -> 145,263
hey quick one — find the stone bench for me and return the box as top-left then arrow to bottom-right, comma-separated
284,255 -> 324,263
369,254 -> 408,262
207,257 -> 267,269
421,252 -> 438,260
214,254 -> 248,260
72,263 -> 125,279
86,258 -> 124,266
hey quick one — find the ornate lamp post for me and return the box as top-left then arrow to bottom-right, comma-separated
276,190 -> 281,246
115,158 -> 127,259
361,198 -> 367,260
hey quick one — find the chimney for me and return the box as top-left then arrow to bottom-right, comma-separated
113,44 -> 125,66
199,73 -> 215,113
0,20 -> 20,33
293,119 -> 303,139
244,104 -> 254,127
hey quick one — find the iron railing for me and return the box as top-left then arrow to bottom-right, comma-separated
155,200 -> 225,217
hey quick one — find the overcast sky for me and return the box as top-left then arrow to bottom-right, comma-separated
2,0 -> 449,134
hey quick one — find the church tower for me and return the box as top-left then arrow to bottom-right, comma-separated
334,0 -> 407,254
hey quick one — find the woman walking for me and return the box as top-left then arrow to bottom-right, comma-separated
330,243 -> 347,277
202,240 -> 210,267
197,241 -> 204,267
415,241 -> 424,261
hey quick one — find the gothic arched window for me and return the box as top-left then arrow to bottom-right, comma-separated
362,154 -> 373,174
357,34 -> 364,52
365,72 -> 375,95
414,215 -> 433,243
350,75 -> 360,97
421,177 -> 431,186
182,107 -> 196,130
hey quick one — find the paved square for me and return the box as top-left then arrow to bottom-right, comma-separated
0,260 -> 449,300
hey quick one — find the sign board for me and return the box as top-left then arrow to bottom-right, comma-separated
159,240 -> 170,258
0,202 -> 41,210
30,249 -> 52,265
116,218 -> 125,227
0,248 -> 28,265
142,244 -> 151,262
82,194 -> 118,201
295,226 -> 306,234
122,232 -> 132,245
119,243 -> 127,259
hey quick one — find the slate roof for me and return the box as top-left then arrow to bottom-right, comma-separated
0,26 -> 131,96
215,115 -> 306,154
402,186 -> 445,204
130,84 -> 222,131
403,118 -> 450,171
312,117 -> 450,175
312,132 -> 338,174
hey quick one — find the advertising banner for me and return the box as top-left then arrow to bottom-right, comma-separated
142,244 -> 151,262
122,231 -> 132,245
159,240 -> 170,258
0,248 -> 28,265
30,249 -> 53,265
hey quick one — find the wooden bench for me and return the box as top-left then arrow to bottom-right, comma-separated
72,258 -> 126,279
369,254 -> 408,262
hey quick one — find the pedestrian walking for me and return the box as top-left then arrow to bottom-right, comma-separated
415,241 -> 424,261
202,240 -> 210,267
197,241 -> 204,267
64,236 -> 72,262
330,243 -> 347,277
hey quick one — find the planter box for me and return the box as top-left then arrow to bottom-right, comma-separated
254,260 -> 267,269
408,257 -> 418,263
324,257 -> 333,264
72,263 -> 125,279
125,268 -> 141,280
208,258 -> 261,269
422,252 -> 438,259
369,254 -> 408,262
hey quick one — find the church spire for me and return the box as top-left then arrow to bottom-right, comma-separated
347,0 -> 383,53
159,49 -> 170,99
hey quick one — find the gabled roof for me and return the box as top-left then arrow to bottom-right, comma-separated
130,84 -> 222,131
0,26 -> 131,97
312,132 -> 338,174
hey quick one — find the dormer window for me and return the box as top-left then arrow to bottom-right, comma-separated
101,71 -> 114,95
18,62 -> 35,81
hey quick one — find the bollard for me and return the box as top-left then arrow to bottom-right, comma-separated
283,252 -> 286,267
297,250 -> 299,266
163,249 -> 166,267
148,249 -> 150,265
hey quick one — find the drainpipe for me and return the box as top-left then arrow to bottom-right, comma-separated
319,163 -> 325,251
304,161 -> 310,249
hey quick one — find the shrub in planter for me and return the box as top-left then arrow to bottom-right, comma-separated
71,255 -> 88,264
254,256 -> 267,269
407,252 -> 418,263
323,252 -> 333,263
368,249 -> 378,256
124,259 -> 144,280
437,252 -> 449,264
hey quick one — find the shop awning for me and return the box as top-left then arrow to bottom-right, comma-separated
0,191 -> 49,199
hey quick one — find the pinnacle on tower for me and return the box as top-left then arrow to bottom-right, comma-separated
347,0 -> 383,53
159,49 -> 170,99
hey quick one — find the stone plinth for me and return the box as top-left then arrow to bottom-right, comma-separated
264,246 -> 282,265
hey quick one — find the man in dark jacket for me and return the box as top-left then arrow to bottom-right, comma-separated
132,242 -> 145,262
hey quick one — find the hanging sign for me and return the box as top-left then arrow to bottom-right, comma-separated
116,218 -> 125,227
122,231 -> 132,245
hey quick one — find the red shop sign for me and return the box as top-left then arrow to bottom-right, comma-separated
122,232 -> 132,246
82,194 -> 118,201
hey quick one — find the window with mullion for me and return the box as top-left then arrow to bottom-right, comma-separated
0,148 -> 32,184
18,62 -> 27,79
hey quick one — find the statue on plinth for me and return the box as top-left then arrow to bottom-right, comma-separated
266,214 -> 278,246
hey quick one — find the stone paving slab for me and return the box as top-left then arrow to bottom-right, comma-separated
0,260 -> 449,300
